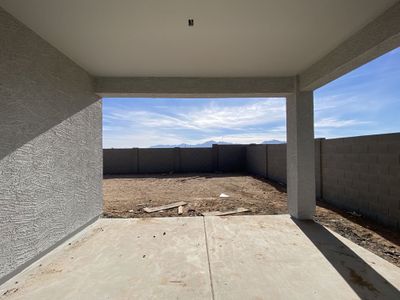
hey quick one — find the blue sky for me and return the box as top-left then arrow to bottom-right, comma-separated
103,47 -> 400,148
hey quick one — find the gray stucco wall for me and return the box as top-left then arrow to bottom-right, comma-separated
0,8 -> 102,283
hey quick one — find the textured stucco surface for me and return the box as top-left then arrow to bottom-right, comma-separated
0,7 -> 102,282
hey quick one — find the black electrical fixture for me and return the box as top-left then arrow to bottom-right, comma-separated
188,19 -> 194,27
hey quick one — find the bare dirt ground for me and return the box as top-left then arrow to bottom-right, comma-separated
103,173 -> 400,267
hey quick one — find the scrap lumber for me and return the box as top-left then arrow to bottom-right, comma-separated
143,201 -> 187,213
178,206 -> 184,215
202,207 -> 250,216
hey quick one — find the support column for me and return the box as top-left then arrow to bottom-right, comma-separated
286,80 -> 316,219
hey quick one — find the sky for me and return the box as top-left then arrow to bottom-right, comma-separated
103,47 -> 400,148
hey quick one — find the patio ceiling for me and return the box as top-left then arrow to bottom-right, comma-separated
0,0 -> 397,80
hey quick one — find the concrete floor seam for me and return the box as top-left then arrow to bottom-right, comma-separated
202,216 -> 216,300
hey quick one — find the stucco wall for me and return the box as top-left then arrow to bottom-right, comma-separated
0,8 -> 102,283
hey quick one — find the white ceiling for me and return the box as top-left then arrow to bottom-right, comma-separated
0,0 -> 397,77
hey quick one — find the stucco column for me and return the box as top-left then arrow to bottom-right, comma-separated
286,84 -> 316,220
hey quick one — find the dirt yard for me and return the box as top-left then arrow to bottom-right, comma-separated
103,173 -> 400,267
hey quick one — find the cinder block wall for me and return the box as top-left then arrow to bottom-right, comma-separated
138,148 -> 175,173
103,134 -> 399,229
103,146 -> 244,175
0,8 -> 102,283
103,149 -> 138,174
261,135 -> 399,229
216,145 -> 247,172
246,145 -> 268,177
321,134 -> 400,228
180,148 -> 213,172
266,144 -> 287,184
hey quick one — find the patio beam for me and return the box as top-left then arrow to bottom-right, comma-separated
299,1 -> 400,91
94,76 -> 294,98
286,78 -> 315,219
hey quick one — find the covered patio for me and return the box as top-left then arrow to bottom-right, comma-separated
1,215 -> 400,299
1,0 -> 400,298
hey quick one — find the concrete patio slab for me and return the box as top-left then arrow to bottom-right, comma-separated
204,215 -> 400,300
1,215 -> 399,300
0,218 -> 212,300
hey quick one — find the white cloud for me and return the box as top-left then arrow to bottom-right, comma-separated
204,131 -> 287,144
103,91 -> 383,148
103,130 -> 197,148
181,99 -> 285,130
103,98 -> 289,147
315,117 -> 371,128
104,98 -> 286,132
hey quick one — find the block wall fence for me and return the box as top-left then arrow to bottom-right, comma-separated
104,133 -> 400,229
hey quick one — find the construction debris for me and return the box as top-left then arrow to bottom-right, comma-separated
219,193 -> 229,198
202,207 -> 250,216
143,201 -> 187,213
178,206 -> 184,215
348,211 -> 362,217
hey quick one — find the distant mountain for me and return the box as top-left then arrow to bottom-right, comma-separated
261,139 -> 285,144
151,139 -> 284,148
151,140 -> 230,148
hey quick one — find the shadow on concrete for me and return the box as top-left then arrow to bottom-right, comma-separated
293,219 -> 400,299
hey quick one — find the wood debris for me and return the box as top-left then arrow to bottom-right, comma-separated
202,207 -> 250,216
143,201 -> 187,213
